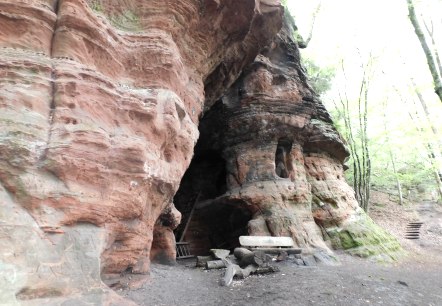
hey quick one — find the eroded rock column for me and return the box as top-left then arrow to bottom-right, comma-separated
210,14 -> 401,257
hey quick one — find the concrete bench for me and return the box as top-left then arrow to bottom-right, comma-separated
239,236 -> 301,254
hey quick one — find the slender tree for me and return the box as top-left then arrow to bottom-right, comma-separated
304,1 -> 322,47
406,0 -> 442,102
395,84 -> 442,200
391,49 -> 442,200
337,58 -> 372,211
382,99 -> 403,205
410,78 -> 442,152
406,110 -> 442,199
423,20 -> 442,78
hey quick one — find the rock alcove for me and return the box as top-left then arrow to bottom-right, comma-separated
173,104 -> 253,255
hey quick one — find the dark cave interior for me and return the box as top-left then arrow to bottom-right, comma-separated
173,105 -> 252,255
173,147 -> 251,255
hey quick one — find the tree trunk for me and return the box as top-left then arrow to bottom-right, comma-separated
304,1 -> 322,46
407,110 -> 442,201
411,78 -> 442,152
338,57 -> 373,211
361,70 -> 371,211
406,0 -> 442,103
409,81 -> 442,200
423,20 -> 442,79
382,100 -> 403,205
390,150 -> 403,205
433,170 -> 442,200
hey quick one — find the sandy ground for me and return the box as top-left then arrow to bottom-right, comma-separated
122,196 -> 442,306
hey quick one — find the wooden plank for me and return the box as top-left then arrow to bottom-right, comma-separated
239,236 -> 294,247
176,255 -> 194,259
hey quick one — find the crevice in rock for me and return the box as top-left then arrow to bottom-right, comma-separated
39,67 -> 57,163
40,0 -> 60,163
50,0 -> 60,57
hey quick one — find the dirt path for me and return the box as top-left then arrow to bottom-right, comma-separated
123,255 -> 442,306
123,199 -> 442,306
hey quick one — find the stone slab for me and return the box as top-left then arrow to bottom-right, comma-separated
239,236 -> 294,247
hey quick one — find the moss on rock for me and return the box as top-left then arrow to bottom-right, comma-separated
325,211 -> 402,260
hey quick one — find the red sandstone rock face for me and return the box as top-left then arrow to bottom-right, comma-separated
188,18 -> 350,253
0,0 -> 282,303
1,1 -> 400,304
176,16 -> 399,259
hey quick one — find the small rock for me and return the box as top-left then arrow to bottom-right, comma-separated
313,252 -> 337,265
276,251 -> 288,262
397,280 -> 408,287
302,255 -> 316,266
210,249 -> 230,260
294,259 -> 304,265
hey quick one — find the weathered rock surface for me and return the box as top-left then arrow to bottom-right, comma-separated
0,0 -> 282,304
1,0 -> 400,304
175,14 -> 400,259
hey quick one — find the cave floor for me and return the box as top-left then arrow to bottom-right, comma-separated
123,199 -> 442,306
123,253 -> 442,306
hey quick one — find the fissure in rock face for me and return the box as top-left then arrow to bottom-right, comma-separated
0,0 -> 399,304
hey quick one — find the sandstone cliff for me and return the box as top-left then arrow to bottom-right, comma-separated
0,0 -> 398,304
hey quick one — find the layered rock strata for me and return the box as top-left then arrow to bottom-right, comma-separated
177,15 -> 400,258
0,0 -> 282,304
0,0 -> 400,304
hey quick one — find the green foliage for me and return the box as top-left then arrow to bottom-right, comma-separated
88,1 -> 141,32
328,108 -> 345,133
337,109 -> 438,198
109,10 -> 141,32
371,153 -> 433,191
282,5 -> 307,48
327,212 -> 402,259
303,58 -> 336,95
89,0 -> 103,12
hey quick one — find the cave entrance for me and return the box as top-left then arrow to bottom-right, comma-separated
173,149 -> 251,256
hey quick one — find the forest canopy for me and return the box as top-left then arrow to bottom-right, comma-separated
286,0 -> 442,208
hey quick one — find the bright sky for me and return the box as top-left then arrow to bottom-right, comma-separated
287,0 -> 442,137
287,0 -> 442,174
